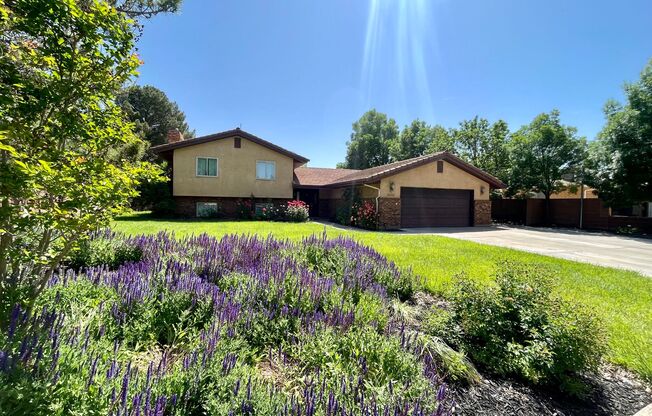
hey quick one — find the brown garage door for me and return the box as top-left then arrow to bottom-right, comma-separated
401,187 -> 472,227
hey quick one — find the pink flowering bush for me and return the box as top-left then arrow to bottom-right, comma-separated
351,201 -> 379,230
284,200 -> 309,222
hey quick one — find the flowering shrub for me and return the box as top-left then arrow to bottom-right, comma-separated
253,200 -> 308,222
285,200 -> 309,222
0,232 -> 450,415
235,198 -> 253,219
254,203 -> 278,220
352,201 -> 379,230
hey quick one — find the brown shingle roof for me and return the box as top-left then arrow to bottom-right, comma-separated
151,128 -> 309,163
301,152 -> 505,189
293,167 -> 360,187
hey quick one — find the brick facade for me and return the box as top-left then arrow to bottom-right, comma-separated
174,196 -> 290,217
473,200 -> 492,225
378,198 -> 401,230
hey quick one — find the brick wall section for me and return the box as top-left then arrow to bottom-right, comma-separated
474,200 -> 492,225
174,196 -> 289,217
378,198 -> 401,230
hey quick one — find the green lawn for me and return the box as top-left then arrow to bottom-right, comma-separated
113,212 -> 652,380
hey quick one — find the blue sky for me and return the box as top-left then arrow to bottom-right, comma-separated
135,0 -> 652,168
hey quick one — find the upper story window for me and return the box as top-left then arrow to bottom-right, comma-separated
196,157 -> 218,177
256,160 -> 276,180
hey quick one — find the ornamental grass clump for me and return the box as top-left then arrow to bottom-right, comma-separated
436,261 -> 606,395
0,231 -> 452,415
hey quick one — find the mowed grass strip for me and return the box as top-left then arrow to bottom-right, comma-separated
113,212 -> 652,380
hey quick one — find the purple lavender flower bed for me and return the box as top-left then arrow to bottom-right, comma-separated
0,232 -> 454,415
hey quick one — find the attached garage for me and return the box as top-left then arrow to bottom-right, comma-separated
309,152 -> 505,229
400,187 -> 473,227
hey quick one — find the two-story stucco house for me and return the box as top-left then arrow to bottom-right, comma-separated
152,128 -> 505,229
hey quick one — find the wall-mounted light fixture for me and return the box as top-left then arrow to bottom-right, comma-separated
480,185 -> 485,195
389,181 -> 395,192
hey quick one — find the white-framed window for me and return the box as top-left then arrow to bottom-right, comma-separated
256,160 -> 276,180
196,157 -> 218,177
196,202 -> 220,217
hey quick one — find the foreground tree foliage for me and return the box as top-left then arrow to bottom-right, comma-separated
108,0 -> 181,18
586,60 -> 652,207
508,110 -> 586,221
0,0 -> 161,307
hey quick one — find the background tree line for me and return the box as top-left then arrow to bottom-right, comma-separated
339,60 -> 652,212
337,111 -> 515,186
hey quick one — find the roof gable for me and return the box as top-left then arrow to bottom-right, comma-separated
150,128 -> 309,164
325,152 -> 505,189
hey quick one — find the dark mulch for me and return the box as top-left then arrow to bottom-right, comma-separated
449,364 -> 652,416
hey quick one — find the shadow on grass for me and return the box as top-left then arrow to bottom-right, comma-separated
114,212 -> 239,224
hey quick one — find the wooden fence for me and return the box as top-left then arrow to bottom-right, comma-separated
491,199 -> 652,233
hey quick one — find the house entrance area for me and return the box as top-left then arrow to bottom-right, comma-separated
294,188 -> 320,217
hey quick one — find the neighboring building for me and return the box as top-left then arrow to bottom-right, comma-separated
152,128 -> 505,229
530,181 -> 599,200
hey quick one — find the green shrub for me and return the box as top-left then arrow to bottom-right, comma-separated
442,261 -> 606,394
67,237 -> 142,270
290,326 -> 433,410
298,241 -> 416,301
108,289 -> 215,348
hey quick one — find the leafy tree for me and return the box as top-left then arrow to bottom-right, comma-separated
451,117 -> 511,181
0,0 -> 161,307
116,85 -> 194,160
390,119 -> 433,161
586,60 -> 652,207
454,116 -> 492,166
109,0 -> 182,17
427,125 -> 456,153
485,120 -> 512,182
339,109 -> 398,169
508,110 -> 586,222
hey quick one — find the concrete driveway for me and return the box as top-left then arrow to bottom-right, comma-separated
402,225 -> 652,276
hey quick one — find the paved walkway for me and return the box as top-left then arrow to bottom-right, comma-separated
400,225 -> 652,276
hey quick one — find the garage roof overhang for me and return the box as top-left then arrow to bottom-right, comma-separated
322,152 -> 506,189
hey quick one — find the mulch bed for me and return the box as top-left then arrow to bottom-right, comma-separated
449,364 -> 652,415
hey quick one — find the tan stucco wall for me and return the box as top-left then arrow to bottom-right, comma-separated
378,160 -> 490,200
172,136 -> 294,198
318,183 -> 380,200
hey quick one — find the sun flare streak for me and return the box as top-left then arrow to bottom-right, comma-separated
361,0 -> 440,118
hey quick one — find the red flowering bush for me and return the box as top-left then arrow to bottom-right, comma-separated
235,199 -> 253,219
285,200 -> 309,222
351,201 -> 379,230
